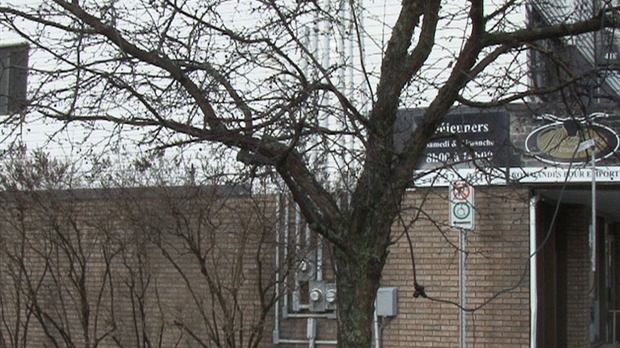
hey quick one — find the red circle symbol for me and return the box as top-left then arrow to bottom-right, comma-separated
453,182 -> 470,200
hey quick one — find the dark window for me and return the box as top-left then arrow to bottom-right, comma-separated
0,44 -> 29,115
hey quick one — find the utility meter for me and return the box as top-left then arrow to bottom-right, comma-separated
309,280 -> 326,312
310,288 -> 322,302
326,288 -> 336,303
325,283 -> 337,310
308,281 -> 337,312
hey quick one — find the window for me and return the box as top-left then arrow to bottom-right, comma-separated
0,44 -> 29,115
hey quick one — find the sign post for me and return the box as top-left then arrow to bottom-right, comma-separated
450,181 -> 475,230
449,181 -> 474,348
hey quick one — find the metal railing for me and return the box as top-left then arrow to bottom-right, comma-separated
529,0 -> 620,95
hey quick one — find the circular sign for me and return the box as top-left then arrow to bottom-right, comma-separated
453,182 -> 471,200
452,202 -> 471,219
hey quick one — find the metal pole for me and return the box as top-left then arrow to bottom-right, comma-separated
460,229 -> 467,348
592,146 -> 596,272
530,196 -> 539,348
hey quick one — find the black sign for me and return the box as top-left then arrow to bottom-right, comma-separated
395,109 -> 514,170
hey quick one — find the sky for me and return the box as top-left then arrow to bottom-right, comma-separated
0,0 -> 533,185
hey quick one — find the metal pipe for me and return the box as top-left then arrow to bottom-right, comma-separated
283,195 -> 291,317
347,0 -> 355,161
460,229 -> 467,348
374,307 -> 381,348
322,0 -> 333,174
292,205 -> 302,312
277,339 -> 337,345
317,239 -> 323,280
307,318 -> 316,348
305,220 -> 311,248
530,195 -> 539,348
591,146 -> 597,273
274,194 -> 282,342
284,313 -> 336,319
336,0 -> 346,175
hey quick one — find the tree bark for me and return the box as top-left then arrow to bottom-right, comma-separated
335,245 -> 386,348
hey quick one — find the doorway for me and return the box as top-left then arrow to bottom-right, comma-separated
535,200 -> 568,348
534,190 -> 620,347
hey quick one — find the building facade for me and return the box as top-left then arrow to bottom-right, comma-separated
1,1 -> 620,347
1,104 -> 619,348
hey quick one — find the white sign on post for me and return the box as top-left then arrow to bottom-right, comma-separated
450,181 -> 475,230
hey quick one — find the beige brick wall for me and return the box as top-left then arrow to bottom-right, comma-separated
380,186 -> 531,348
0,187 -> 280,348
0,185 -> 536,348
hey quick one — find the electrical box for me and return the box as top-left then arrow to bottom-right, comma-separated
309,280 -> 326,312
324,283 -> 337,311
296,250 -> 316,282
376,287 -> 398,317
308,281 -> 337,312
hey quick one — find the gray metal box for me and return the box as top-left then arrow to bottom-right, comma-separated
376,287 -> 398,316
308,280 -> 326,312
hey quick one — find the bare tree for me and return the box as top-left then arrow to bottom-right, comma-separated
0,151 -> 282,348
1,1 -> 619,346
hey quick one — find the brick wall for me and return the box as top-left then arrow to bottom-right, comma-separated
0,185 -> 537,348
0,187 -> 280,348
380,186 -> 531,348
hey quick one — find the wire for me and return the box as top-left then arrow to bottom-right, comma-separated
407,146 -> 579,312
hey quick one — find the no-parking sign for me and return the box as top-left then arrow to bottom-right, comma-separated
450,181 -> 475,230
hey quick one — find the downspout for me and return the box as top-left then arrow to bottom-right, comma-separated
274,194 -> 282,344
530,195 -> 539,348
278,196 -> 290,318
374,306 -> 381,348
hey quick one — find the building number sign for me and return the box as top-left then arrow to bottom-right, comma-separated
450,181 -> 475,230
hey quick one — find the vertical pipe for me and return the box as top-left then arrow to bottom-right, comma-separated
307,318 -> 317,348
274,194 -> 282,344
284,194 -> 291,316
306,222 -> 322,281
293,206 -> 302,312
338,0 -> 346,177
347,0 -> 355,162
302,26 -> 310,80
316,230 -> 323,281
460,229 -> 467,348
311,3 -> 320,167
322,0 -> 331,100
305,222 -> 312,248
530,195 -> 539,348
374,306 -> 381,348
358,0 -> 366,113
322,0 -> 333,174
592,147 -> 597,272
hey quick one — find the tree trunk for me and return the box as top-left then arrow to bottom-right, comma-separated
334,244 -> 386,348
